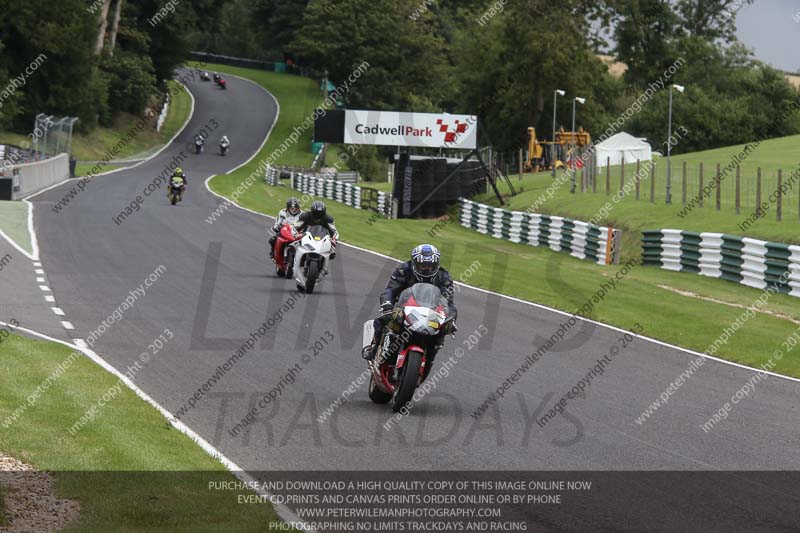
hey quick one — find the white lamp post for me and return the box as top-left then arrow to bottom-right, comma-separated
666,84 -> 685,204
551,89 -> 565,178
570,97 -> 586,193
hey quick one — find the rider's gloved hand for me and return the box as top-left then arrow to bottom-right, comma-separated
379,302 -> 394,323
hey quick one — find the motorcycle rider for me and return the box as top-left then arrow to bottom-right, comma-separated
167,167 -> 187,200
294,201 -> 338,258
268,197 -> 304,258
220,135 -> 230,152
362,244 -> 457,369
194,134 -> 204,153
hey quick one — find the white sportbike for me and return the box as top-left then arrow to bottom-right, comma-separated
292,225 -> 334,294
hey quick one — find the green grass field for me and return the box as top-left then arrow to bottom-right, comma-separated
0,201 -> 31,254
206,63 -> 800,378
486,136 -> 800,259
0,333 -> 286,531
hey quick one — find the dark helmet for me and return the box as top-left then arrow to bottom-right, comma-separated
310,201 -> 326,218
286,197 -> 301,216
411,244 -> 440,282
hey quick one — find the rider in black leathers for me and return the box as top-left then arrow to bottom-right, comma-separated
362,244 -> 457,372
295,201 -> 339,257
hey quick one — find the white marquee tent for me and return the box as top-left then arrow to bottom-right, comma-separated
595,132 -> 652,167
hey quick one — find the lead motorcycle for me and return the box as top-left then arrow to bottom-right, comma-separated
363,283 -> 454,412
293,225 -> 334,294
167,176 -> 185,205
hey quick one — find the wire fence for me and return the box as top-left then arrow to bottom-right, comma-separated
489,147 -> 800,223
572,157 -> 800,222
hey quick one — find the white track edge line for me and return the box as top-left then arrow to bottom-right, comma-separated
0,228 -> 35,261
0,320 -> 314,531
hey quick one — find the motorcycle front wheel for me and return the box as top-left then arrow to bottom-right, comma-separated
285,249 -> 295,279
391,350 -> 422,412
305,260 -> 319,294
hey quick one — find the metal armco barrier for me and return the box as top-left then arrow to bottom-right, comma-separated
642,229 -> 800,297
459,198 -> 622,265
265,165 -> 391,217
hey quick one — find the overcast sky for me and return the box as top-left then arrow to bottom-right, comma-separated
736,0 -> 800,72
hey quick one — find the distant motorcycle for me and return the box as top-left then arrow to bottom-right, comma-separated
168,176 -> 186,205
200,71 -> 210,81
194,138 -> 204,154
217,78 -> 227,90
363,283 -> 454,412
273,224 -> 302,278
293,225 -> 334,294
220,139 -> 229,156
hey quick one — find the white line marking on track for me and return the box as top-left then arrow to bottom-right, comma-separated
61,321 -> 74,330
36,277 -> 45,283
44,295 -> 55,303
39,285 -> 51,292
35,269 -> 44,274
51,307 -> 65,316
0,319 -> 313,531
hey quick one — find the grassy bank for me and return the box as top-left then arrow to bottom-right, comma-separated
483,135 -> 800,259
0,333 -> 285,531
205,64 -> 800,378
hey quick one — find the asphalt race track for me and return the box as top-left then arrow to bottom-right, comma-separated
8,69 -> 800,530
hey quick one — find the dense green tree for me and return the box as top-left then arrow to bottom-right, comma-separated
450,0 -> 624,150
292,0 -> 449,110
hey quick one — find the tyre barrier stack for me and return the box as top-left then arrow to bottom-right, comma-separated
459,198 -> 622,265
642,229 -> 800,297
265,165 -> 279,186
292,173 -> 362,207
265,165 -> 391,216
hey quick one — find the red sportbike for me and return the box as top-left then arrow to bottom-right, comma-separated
363,283 -> 454,412
273,224 -> 302,277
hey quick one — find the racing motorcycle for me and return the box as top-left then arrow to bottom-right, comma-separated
293,225 -> 333,294
168,176 -> 185,206
200,71 -> 210,81
273,224 -> 302,278
216,78 -> 227,90
194,137 -> 204,154
220,139 -> 230,156
363,283 -> 454,412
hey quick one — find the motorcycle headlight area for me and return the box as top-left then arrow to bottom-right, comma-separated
403,306 -> 444,334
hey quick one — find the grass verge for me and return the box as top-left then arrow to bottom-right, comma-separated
0,333 -> 286,531
483,135 -> 800,259
0,201 -> 31,255
205,65 -> 800,378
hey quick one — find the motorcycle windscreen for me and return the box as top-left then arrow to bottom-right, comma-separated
307,225 -> 328,240
397,283 -> 449,315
